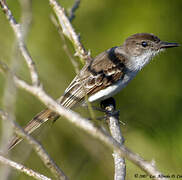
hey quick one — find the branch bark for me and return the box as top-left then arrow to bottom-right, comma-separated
0,0 -> 40,86
50,15 -> 80,74
0,61 -> 167,180
0,1 -> 68,179
101,98 -> 126,180
0,1 -> 33,179
0,155 -> 51,180
0,0 -> 169,179
0,109 -> 68,180
49,0 -> 91,62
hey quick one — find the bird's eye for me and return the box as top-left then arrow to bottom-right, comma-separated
141,41 -> 148,47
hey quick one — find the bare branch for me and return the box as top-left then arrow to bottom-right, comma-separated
49,0 -> 91,62
0,61 -> 167,180
0,109 -> 68,180
0,64 -> 16,180
68,0 -> 81,22
0,1 -> 168,178
0,1 -> 33,179
49,0 -> 97,124
101,98 -> 126,180
0,155 -> 51,180
50,15 -> 80,74
0,0 -> 40,86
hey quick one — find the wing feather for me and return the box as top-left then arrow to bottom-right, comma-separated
60,47 -> 126,108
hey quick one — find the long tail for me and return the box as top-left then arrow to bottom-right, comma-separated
8,76 -> 85,151
8,108 -> 59,150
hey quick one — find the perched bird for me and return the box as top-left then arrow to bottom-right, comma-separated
8,33 -> 179,150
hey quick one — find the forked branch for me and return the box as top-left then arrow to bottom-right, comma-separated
0,109 -> 68,180
0,0 -> 168,179
0,0 -> 40,86
49,0 -> 91,62
0,60 -> 167,180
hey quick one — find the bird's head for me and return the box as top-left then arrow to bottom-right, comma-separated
123,33 -> 179,70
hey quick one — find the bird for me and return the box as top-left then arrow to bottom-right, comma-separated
8,33 -> 179,150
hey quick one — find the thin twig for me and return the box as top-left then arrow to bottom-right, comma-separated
0,0 -> 40,86
0,0 -> 168,178
0,109 -> 68,180
50,0 -> 97,126
0,65 -> 16,180
0,61 -> 167,180
50,15 -> 80,74
49,0 -> 91,62
0,1 -> 33,179
68,0 -> 81,22
102,98 -> 126,180
0,155 -> 51,180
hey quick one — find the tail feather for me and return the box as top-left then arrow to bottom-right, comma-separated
8,82 -> 85,151
8,108 -> 59,151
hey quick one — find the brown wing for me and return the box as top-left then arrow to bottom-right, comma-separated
7,47 -> 126,151
59,47 -> 127,108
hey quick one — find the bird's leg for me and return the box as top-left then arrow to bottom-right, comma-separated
84,104 -> 108,121
100,97 -> 119,116
88,97 -> 119,122
90,106 -> 108,113
83,103 -> 108,113
85,97 -> 118,120
84,97 -> 125,125
100,97 -> 125,125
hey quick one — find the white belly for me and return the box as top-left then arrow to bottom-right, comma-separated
88,72 -> 136,102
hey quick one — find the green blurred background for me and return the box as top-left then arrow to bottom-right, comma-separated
0,0 -> 182,179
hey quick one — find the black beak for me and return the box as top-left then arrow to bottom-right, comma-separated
160,41 -> 180,49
